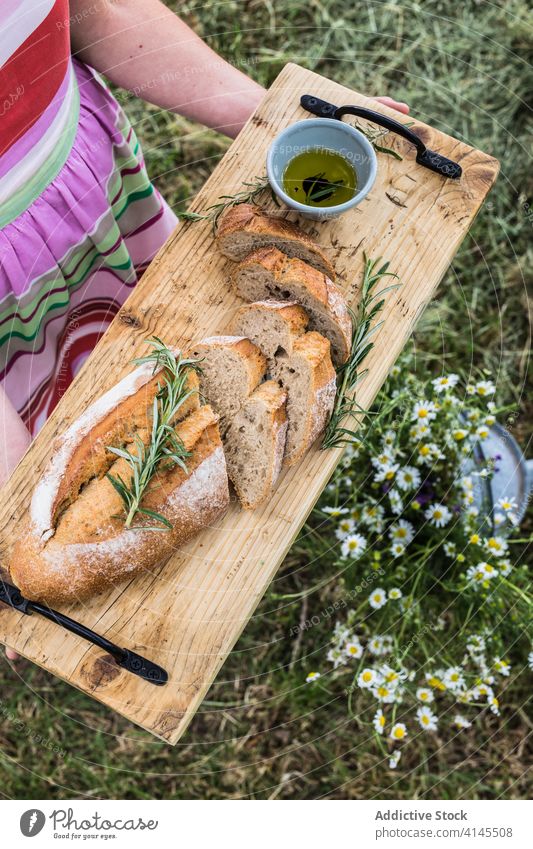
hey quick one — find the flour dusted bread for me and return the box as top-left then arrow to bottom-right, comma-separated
190,336 -> 266,428
224,381 -> 287,509
231,300 -> 308,367
217,203 -> 336,279
10,361 -> 229,605
271,332 -> 336,466
232,247 -> 351,366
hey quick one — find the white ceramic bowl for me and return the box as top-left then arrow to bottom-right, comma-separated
266,118 -> 378,220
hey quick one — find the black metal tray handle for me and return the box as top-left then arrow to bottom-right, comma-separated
0,580 -> 168,685
300,94 -> 462,180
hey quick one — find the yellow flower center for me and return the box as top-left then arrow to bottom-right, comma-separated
418,409 -> 428,418
378,715 -> 385,727
362,671 -> 372,682
420,445 -> 430,456
470,534 -> 480,544
393,727 -> 405,739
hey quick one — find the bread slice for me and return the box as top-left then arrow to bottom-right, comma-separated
231,300 -> 309,367
11,402 -> 229,605
271,332 -> 336,466
223,381 -> 287,509
217,203 -> 336,279
232,247 -> 351,366
189,335 -> 266,428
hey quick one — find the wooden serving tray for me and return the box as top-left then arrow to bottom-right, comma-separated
0,63 -> 498,743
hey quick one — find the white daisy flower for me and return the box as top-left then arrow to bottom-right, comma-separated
497,495 -> 518,516
361,503 -> 386,531
381,429 -> 396,450
368,634 -> 393,657
471,683 -> 494,701
424,503 -> 452,528
358,668 -> 378,688
476,425 -> 490,440
389,750 -> 401,769
452,428 -> 469,442
475,379 -> 495,397
493,512 -> 507,528
417,706 -> 438,731
493,658 -> 511,677
373,708 -> 386,734
489,696 -> 500,715
306,671 -> 321,683
323,506 -> 349,517
389,722 -> 408,741
341,533 -> 367,559
484,536 -> 508,557
372,683 -> 396,703
416,687 -> 434,703
453,714 -> 472,730
396,466 -> 421,491
443,667 -> 465,692
410,422 -> 433,440
371,452 -> 396,470
374,462 -> 399,483
390,542 -> 406,559
467,562 -> 499,586
432,373 -> 459,393
389,519 -> 415,544
345,640 -> 363,659
499,559 -> 512,577
326,647 -> 345,669
443,541 -> 456,558
467,634 -> 486,654
390,365 -> 401,378
335,518 -> 356,540
412,400 -> 438,422
388,588 -> 403,600
369,588 -> 387,610
417,442 -> 445,465
388,489 -> 404,515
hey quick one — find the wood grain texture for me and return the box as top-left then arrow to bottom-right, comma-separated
0,63 -> 499,743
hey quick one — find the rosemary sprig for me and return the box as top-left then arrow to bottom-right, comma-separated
106,338 -> 199,531
180,174 -> 272,233
322,256 -> 399,450
303,172 -> 345,203
350,119 -> 414,161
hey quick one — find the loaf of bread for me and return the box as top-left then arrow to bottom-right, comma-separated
271,332 -> 336,466
232,247 -> 351,366
231,300 -> 308,366
10,361 -> 229,604
217,203 -> 336,279
189,335 -> 266,430
224,380 -> 287,509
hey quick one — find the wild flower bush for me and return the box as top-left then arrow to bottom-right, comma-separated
305,362 -> 532,769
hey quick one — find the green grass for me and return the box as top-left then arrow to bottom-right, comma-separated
1,0 -> 531,799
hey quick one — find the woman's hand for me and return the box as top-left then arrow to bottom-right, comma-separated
0,385 -> 31,662
376,96 -> 410,114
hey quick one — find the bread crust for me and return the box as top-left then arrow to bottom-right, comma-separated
231,300 -> 309,361
273,331 -> 336,466
217,203 -> 336,280
190,335 -> 266,397
10,390 -> 229,605
232,247 -> 351,365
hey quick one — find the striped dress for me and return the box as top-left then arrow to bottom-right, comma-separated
0,0 -> 178,435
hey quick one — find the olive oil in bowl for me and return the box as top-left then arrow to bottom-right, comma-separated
282,148 -> 357,208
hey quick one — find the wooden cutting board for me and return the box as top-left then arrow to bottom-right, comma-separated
0,63 -> 498,743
